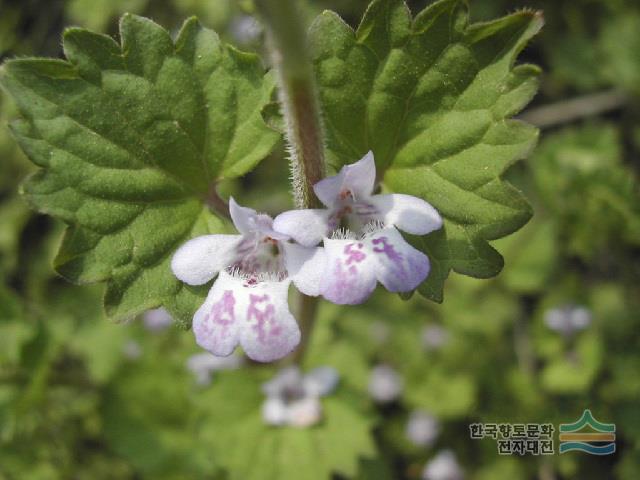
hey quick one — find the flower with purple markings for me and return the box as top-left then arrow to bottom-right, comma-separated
171,198 -> 324,362
274,152 -> 442,304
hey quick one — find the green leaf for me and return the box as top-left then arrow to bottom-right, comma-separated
0,196 -> 31,275
530,123 -> 640,259
67,0 -> 148,32
197,370 -> 377,480
0,282 -> 29,365
600,12 -> 640,94
310,0 -> 542,301
304,302 -> 372,392
405,369 -> 476,419
540,332 -> 603,394
0,15 -> 280,324
493,219 -> 559,294
102,353 -> 217,478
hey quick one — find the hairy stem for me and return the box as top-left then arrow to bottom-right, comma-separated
255,0 -> 326,209
255,0 -> 325,364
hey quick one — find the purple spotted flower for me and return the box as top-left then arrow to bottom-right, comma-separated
274,152 -> 442,304
171,198 -> 324,362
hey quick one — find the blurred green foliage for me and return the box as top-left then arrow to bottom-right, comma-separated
1,0 -> 639,479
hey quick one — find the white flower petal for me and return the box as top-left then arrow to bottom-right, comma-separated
406,410 -> 440,447
287,397 -> 323,428
422,325 -> 449,351
320,237 -> 377,305
545,305 -> 591,336
192,271 -> 244,357
273,209 -> 330,247
369,193 -> 442,235
262,397 -> 289,426
303,366 -> 340,397
142,307 -> 173,332
366,227 -> 430,292
283,243 -> 327,297
230,197 -> 287,240
171,234 -> 241,285
544,308 -> 566,332
238,279 -> 301,362
229,196 -> 258,234
368,364 -> 403,404
313,151 -> 376,206
422,450 -> 464,480
186,351 -> 243,377
313,173 -> 346,208
570,306 -> 592,330
342,150 -> 376,201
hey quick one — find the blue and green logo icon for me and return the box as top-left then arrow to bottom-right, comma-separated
559,410 -> 616,455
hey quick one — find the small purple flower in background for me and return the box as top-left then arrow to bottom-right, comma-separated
406,410 -> 440,447
368,364 -> 403,404
261,366 -> 340,428
544,304 -> 592,337
422,450 -> 464,480
422,324 -> 449,351
122,340 -> 142,360
274,152 -> 442,304
302,365 -> 340,396
229,15 -> 262,46
142,307 -> 173,332
171,198 -> 325,362
186,351 -> 243,386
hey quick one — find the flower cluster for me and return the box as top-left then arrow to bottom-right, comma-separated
171,152 -> 443,362
261,366 -> 340,428
544,304 -> 592,337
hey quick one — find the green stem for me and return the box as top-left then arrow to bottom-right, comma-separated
519,88 -> 627,129
291,293 -> 320,364
514,309 -> 535,376
255,0 -> 325,364
205,184 -> 231,219
255,0 -> 326,209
